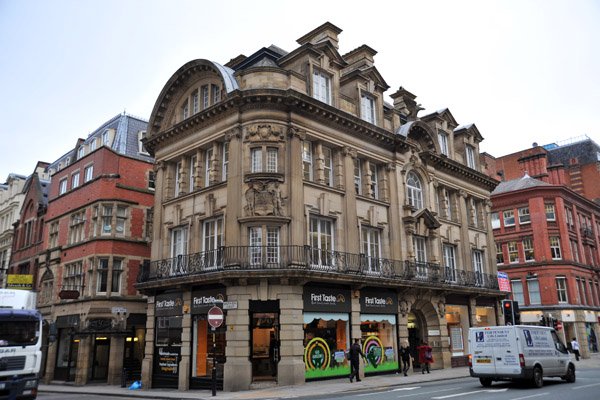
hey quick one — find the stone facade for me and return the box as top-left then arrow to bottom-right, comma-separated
136,22 -> 503,392
0,172 -> 28,287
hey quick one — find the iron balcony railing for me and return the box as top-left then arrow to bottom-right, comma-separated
137,245 -> 500,290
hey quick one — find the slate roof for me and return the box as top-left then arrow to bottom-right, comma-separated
547,138 -> 600,167
491,174 -> 552,195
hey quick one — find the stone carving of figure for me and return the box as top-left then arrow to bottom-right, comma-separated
269,182 -> 286,216
245,183 -> 258,216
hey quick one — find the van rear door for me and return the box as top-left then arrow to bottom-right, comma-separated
493,327 -> 521,376
470,328 -> 497,375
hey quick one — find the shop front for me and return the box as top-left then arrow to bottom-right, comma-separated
190,286 -> 227,389
584,311 -> 598,353
53,314 -> 80,382
152,292 -> 183,389
303,285 -> 351,380
359,288 -> 398,374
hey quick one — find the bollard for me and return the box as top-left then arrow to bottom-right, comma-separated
121,367 -> 127,388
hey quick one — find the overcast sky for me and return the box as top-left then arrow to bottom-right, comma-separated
1,0 -> 598,181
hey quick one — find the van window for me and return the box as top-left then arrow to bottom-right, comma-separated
551,330 -> 568,354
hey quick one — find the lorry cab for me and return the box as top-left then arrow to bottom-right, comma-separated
468,325 -> 575,388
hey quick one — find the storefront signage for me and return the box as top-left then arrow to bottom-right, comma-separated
155,346 -> 180,375
428,329 -> 441,336
497,272 -> 510,292
155,292 -> 183,316
191,288 -> 226,314
223,301 -> 238,310
303,286 -> 351,312
359,289 -> 397,314
6,274 -> 33,289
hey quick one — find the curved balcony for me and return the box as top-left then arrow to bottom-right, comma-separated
137,245 -> 500,291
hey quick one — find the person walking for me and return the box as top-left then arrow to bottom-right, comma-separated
417,342 -> 433,374
400,345 -> 413,376
571,337 -> 580,361
348,338 -> 365,383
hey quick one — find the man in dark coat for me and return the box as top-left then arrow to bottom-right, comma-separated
400,345 -> 413,376
349,338 -> 365,383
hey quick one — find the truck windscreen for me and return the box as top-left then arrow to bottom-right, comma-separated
0,320 -> 40,346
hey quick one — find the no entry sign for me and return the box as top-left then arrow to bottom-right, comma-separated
208,306 -> 224,328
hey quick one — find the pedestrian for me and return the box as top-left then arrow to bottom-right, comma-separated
348,338 -> 365,383
400,345 -> 413,376
417,342 -> 433,374
571,337 -> 580,361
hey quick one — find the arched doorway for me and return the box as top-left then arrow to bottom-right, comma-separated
407,312 -> 425,369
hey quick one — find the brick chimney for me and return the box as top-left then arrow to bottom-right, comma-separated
517,152 -> 549,182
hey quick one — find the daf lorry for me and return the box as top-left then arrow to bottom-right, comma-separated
469,325 -> 575,388
0,289 -> 47,399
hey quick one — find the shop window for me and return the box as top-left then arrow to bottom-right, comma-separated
445,305 -> 468,357
511,280 -> 525,304
304,313 -> 349,379
156,316 -> 183,346
360,316 -> 398,373
192,316 -> 226,379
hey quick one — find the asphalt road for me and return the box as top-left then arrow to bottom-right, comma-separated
298,366 -> 600,400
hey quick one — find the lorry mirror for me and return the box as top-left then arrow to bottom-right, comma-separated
44,320 -> 57,343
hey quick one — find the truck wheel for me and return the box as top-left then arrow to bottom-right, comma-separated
564,365 -> 576,383
479,378 -> 492,387
532,366 -> 543,388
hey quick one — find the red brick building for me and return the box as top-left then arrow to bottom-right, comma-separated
8,162 -> 51,290
485,137 -> 600,359
37,113 -> 154,385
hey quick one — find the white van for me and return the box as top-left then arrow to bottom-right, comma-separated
468,325 -> 575,388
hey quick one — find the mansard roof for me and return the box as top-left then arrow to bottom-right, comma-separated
454,123 -> 483,142
491,174 -> 552,195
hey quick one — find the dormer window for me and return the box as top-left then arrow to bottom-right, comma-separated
438,132 -> 449,156
312,70 -> 331,105
78,146 -> 85,159
183,100 -> 189,120
102,131 -> 110,146
212,84 -> 220,104
139,131 -> 148,154
90,139 -> 97,152
466,145 -> 476,169
361,94 -> 376,124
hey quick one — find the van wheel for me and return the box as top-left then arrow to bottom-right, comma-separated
532,366 -> 543,388
564,365 -> 576,383
479,378 -> 493,387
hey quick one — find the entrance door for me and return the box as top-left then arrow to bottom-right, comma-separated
407,312 -> 422,369
54,328 -> 78,381
91,337 -> 110,380
251,312 -> 279,381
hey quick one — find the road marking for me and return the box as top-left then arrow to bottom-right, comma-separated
396,387 -> 464,398
392,387 -> 420,391
432,389 -> 508,399
573,382 -> 600,390
509,393 -> 549,400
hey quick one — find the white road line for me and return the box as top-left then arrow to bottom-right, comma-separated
396,387 -> 463,398
509,392 -> 549,400
432,388 -> 508,399
573,382 -> 600,390
392,387 -> 421,391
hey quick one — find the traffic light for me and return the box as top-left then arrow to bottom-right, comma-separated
513,301 -> 521,325
502,300 -> 514,325
552,318 -> 558,330
540,315 -> 547,326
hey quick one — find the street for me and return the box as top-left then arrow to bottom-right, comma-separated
296,367 -> 600,400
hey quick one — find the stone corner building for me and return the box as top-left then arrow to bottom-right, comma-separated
136,22 -> 502,392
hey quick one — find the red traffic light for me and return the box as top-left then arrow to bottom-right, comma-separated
505,302 -> 511,307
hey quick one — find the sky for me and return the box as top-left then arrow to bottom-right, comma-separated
1,0 -> 599,181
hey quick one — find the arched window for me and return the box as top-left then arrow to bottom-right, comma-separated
406,171 -> 424,209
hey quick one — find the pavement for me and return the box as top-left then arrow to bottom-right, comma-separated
38,353 -> 600,400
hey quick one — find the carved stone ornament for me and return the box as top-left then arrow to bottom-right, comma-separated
245,125 -> 284,142
154,160 -> 167,173
287,126 -> 306,140
244,180 -> 287,217
385,163 -> 396,172
224,126 -> 242,142
399,298 -> 410,317
342,146 -> 357,158
437,300 -> 446,318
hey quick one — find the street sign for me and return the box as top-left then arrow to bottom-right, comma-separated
223,301 -> 238,310
556,321 -> 563,331
112,307 -> 127,314
208,306 -> 224,328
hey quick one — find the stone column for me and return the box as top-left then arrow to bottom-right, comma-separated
107,335 -> 125,385
350,291 -> 364,379
277,285 -> 305,386
386,164 -> 403,262
141,298 -> 155,389
288,127 -> 306,245
152,162 -> 167,261
223,285 -> 252,391
44,331 -> 58,383
458,190 -> 470,270
225,127 -> 242,246
74,335 -> 91,386
178,291 -> 192,390
343,147 -> 359,251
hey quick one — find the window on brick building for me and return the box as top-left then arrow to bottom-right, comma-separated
97,258 -> 109,294
518,207 -> 530,224
545,204 -> 555,221
48,222 -> 59,248
70,211 -> 85,244
71,171 -> 80,189
496,243 -> 504,265
550,237 -> 562,260
508,241 -> 519,263
523,239 -> 535,262
511,280 -> 525,304
59,178 -> 67,195
491,212 -> 500,229
111,259 -> 122,294
115,206 -> 127,236
556,277 -> 568,303
84,164 -> 94,182
78,146 -> 85,159
102,205 -> 113,236
503,210 -> 515,227
63,261 -> 83,291
571,240 -> 579,262
527,279 -> 541,304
